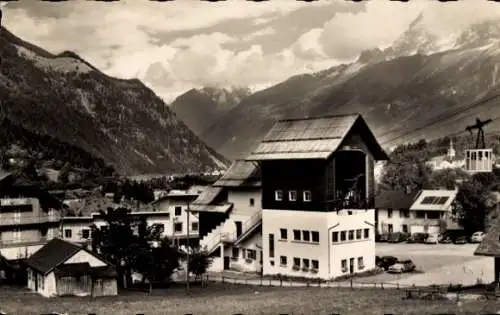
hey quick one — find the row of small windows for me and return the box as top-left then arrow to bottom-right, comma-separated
332,229 -> 370,242
280,228 -> 319,243
174,222 -> 199,233
274,190 -> 312,202
279,256 -> 319,271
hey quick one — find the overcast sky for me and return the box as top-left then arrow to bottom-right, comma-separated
2,0 -> 500,102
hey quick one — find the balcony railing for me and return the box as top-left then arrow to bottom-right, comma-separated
0,214 -> 61,226
232,211 -> 262,243
324,197 -> 375,211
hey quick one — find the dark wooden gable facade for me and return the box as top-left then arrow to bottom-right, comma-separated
246,114 -> 388,212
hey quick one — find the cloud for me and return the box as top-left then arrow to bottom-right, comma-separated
317,1 -> 426,60
4,0 -> 500,103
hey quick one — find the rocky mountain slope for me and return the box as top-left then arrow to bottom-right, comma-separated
201,17 -> 500,159
0,26 -> 229,175
171,87 -> 251,137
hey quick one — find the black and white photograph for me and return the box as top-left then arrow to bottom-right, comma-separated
1,0 -> 500,314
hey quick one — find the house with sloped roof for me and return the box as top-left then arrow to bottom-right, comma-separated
194,160 -> 262,273
375,188 -> 461,236
407,189 -> 460,235
374,188 -> 420,234
24,238 -> 117,297
246,114 -> 388,280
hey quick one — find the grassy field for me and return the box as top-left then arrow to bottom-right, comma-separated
1,283 -> 500,315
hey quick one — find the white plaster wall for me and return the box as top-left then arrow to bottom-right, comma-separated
262,210 -> 329,279
329,209 -> 375,279
228,189 -> 261,215
0,244 -> 44,260
230,232 -> 262,273
263,209 -> 375,280
64,249 -> 107,267
376,209 -> 406,234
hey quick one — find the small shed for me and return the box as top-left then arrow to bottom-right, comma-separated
24,238 -> 117,298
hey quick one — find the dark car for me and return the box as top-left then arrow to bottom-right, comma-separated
454,236 -> 468,244
439,235 -> 453,244
389,232 -> 410,243
407,233 -> 428,243
376,255 -> 398,271
377,233 -> 391,242
388,259 -> 416,273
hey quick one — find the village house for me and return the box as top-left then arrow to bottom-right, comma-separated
375,189 -> 420,234
245,114 -> 389,280
407,189 -> 459,235
193,160 -> 262,272
149,186 -> 203,246
0,171 -> 63,262
24,238 -> 117,297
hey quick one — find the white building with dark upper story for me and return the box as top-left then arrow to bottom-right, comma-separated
245,114 -> 389,280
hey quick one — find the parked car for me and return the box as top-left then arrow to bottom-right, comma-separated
439,235 -> 453,244
407,233 -> 428,243
470,231 -> 485,243
376,255 -> 398,271
387,259 -> 416,273
388,232 -> 410,243
454,236 -> 468,244
425,233 -> 439,244
378,233 -> 391,242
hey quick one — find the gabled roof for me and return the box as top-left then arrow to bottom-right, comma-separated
24,238 -> 82,274
213,160 -> 261,188
375,190 -> 420,210
475,216 -> 500,256
246,114 -> 389,161
409,189 -> 458,211
191,186 -> 224,206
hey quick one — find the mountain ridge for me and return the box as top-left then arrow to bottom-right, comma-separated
0,26 -> 230,175
196,17 -> 500,159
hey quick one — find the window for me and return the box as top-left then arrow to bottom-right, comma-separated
247,249 -> 257,260
311,231 -> 319,243
355,229 -> 362,240
400,210 -> 410,218
402,224 -> 408,233
312,260 -> 319,270
364,228 -> 369,239
303,190 -> 312,202
416,211 -> 425,219
249,198 -> 255,207
280,228 -> 287,240
302,258 -> 310,269
280,256 -> 287,266
293,257 -> 300,268
332,232 -> 339,242
174,206 -> 182,216
40,228 -> 48,237
348,230 -> 354,240
427,211 -> 440,220
293,229 -> 301,241
341,259 -> 348,272
388,224 -> 393,233
275,190 -> 283,201
358,257 -> 364,269
64,229 -> 72,238
387,209 -> 393,218
302,230 -> 310,242
340,231 -> 346,241
289,190 -> 297,201
232,247 -> 239,258
191,222 -> 199,231
269,234 -> 275,258
81,229 -> 90,239
174,223 -> 183,232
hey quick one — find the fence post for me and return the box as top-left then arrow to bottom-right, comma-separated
260,276 -> 263,287
397,282 -> 399,290
280,278 -> 283,287
245,278 -> 247,285
222,275 -> 224,283
269,279 -> 271,287
381,282 -> 384,290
